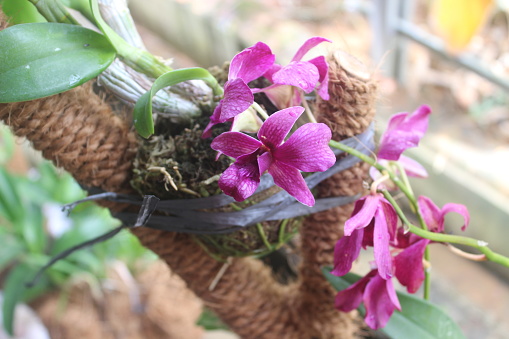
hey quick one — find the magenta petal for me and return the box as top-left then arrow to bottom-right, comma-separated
268,160 -> 314,206
441,203 -> 470,231
361,222 -> 375,249
211,132 -> 261,158
253,84 -> 295,109
363,274 -> 401,330
335,270 -> 375,312
218,160 -> 260,202
219,79 -> 254,122
344,195 -> 380,236
202,103 -> 222,138
229,42 -> 276,83
272,61 -> 319,93
332,228 -> 364,277
378,105 -> 431,161
292,36 -> 331,62
257,151 -> 272,175
380,198 -> 398,240
308,56 -> 330,100
263,64 -> 282,83
399,155 -> 428,178
394,239 -> 430,293
373,207 -> 393,280
273,123 -> 335,172
417,196 -> 442,232
258,106 -> 304,149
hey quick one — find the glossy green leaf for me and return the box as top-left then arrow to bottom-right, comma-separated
2,264 -> 35,335
0,22 -> 116,103
133,67 -> 223,138
1,0 -> 47,24
322,267 -> 466,339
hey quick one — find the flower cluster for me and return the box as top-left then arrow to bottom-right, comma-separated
332,106 -> 470,329
207,38 -> 334,206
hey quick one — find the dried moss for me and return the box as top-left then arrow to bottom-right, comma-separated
129,67 -> 303,260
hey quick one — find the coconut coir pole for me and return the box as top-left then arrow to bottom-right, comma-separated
0,13 -> 376,338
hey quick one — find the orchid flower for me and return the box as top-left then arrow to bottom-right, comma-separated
333,193 -> 398,279
254,37 -> 331,108
202,42 -> 275,138
378,105 -> 431,161
335,269 -> 401,330
211,106 -> 335,206
417,195 -> 470,232
370,105 -> 432,183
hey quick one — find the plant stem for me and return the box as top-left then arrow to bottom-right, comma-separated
29,0 -> 79,24
329,140 -> 509,269
381,191 -> 509,268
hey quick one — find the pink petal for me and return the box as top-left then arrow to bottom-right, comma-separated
394,239 -> 430,293
252,84 -> 295,109
219,79 -> 254,122
257,151 -> 272,175
332,228 -> 364,276
272,61 -> 320,93
211,131 -> 261,159
258,106 -> 304,149
380,198 -> 398,240
335,270 -> 376,312
202,103 -> 222,139
344,195 -> 380,236
417,196 -> 442,232
292,36 -> 331,62
378,105 -> 431,161
273,123 -> 335,172
373,207 -> 393,280
363,274 -> 401,330
218,159 -> 260,202
441,203 -> 470,231
229,42 -> 276,83
361,222 -> 374,249
268,160 -> 314,206
263,64 -> 282,83
308,55 -> 330,100
399,155 -> 428,178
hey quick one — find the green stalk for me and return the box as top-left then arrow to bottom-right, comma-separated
381,191 -> 509,268
29,0 -> 79,24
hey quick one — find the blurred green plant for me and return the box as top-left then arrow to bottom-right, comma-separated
0,124 -> 156,335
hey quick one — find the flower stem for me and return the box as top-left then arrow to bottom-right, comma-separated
381,191 -> 509,268
329,140 -> 509,269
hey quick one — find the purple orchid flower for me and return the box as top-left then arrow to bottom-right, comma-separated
418,195 -> 470,232
333,194 -> 398,279
253,37 -> 331,108
202,42 -> 276,138
393,237 -> 430,293
378,105 -> 431,161
335,269 -> 401,330
211,106 -> 335,206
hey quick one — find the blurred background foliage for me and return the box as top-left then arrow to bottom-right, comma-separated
0,123 -> 156,334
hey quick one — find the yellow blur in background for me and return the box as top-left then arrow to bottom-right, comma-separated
432,0 -> 493,51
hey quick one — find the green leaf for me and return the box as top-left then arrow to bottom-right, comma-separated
0,22 -> 116,103
322,267 -> 466,339
133,68 -> 223,138
0,167 -> 23,222
2,264 -> 35,335
0,233 -> 24,272
1,0 -> 47,24
0,124 -> 15,165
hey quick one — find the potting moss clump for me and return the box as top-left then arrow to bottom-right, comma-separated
130,71 -> 301,260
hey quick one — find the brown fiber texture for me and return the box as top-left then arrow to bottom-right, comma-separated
1,13 -> 377,337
